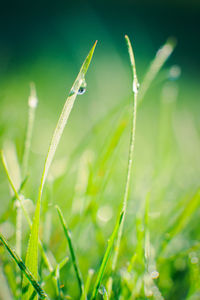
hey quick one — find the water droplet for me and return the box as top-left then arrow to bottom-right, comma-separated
77,86 -> 86,95
151,270 -> 159,279
168,65 -> 181,81
97,205 -> 113,224
133,80 -> 140,94
189,252 -> 199,264
191,257 -> 199,264
69,79 -> 87,96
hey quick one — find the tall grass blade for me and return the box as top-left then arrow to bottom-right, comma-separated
138,38 -> 176,103
23,41 -> 97,299
91,35 -> 138,299
56,205 -> 84,295
112,35 -> 139,271
0,234 -> 48,299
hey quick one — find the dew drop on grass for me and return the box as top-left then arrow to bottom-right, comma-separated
69,78 -> 87,96
97,205 -> 113,224
151,270 -> 159,279
78,86 -> 86,95
168,65 -> 181,81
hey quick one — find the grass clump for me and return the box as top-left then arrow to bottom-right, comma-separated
0,34 -> 199,300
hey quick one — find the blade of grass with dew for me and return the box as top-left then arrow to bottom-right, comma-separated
91,35 -> 138,299
112,34 -> 139,271
56,205 -> 84,295
22,41 -> 97,300
91,211 -> 124,299
80,269 -> 94,300
138,38 -> 176,103
0,234 -> 48,299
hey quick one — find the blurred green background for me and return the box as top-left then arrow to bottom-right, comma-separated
0,1 -> 200,299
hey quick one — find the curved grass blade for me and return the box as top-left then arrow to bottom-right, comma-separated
0,234 -> 48,299
56,205 -> 84,295
91,35 -> 138,299
91,212 -> 124,299
111,34 -> 139,271
23,41 -> 97,300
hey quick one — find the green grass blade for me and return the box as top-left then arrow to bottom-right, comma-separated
112,35 -> 139,271
23,41 -> 97,300
91,35 -> 138,299
138,38 -> 176,103
0,234 -> 48,299
91,212 -> 124,299
56,205 -> 84,295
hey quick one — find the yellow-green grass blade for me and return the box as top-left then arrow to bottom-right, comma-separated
23,41 -> 97,300
0,234 -> 47,299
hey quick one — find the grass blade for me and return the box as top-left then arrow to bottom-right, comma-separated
138,38 -> 176,103
56,205 -> 84,295
0,234 -> 48,299
23,41 -> 97,299
112,35 -> 139,271
91,35 -> 138,299
91,212 -> 124,299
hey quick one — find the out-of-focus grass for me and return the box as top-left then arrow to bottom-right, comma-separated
0,35 -> 200,300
